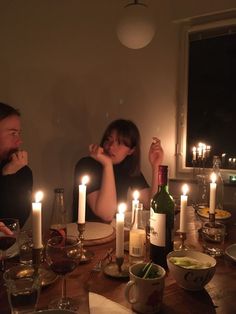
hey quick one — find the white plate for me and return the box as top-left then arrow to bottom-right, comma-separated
225,244 -> 236,262
67,222 -> 113,240
197,208 -> 231,220
36,310 -> 77,314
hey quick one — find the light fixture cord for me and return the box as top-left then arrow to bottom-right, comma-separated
125,0 -> 147,8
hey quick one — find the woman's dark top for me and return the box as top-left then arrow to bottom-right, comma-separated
72,156 -> 149,222
0,162 -> 33,228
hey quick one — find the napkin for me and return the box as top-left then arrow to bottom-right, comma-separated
89,292 -> 132,314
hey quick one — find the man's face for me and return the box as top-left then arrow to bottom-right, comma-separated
0,115 -> 22,161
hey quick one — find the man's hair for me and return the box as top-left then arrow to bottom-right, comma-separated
0,102 -> 20,121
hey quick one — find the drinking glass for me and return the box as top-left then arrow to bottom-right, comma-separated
202,222 -> 225,257
18,230 -> 33,265
3,264 -> 41,313
46,235 -> 81,310
0,218 -> 20,271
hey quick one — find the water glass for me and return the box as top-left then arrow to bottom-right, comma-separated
19,230 -> 33,265
3,264 -> 41,313
202,222 -> 225,257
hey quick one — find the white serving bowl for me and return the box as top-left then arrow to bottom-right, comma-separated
167,250 -> 216,291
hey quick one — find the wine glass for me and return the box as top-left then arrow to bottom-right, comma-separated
0,218 -> 20,271
46,235 -> 81,310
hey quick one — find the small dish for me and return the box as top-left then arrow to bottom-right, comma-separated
16,266 -> 58,287
225,244 -> 236,262
103,261 -> 129,278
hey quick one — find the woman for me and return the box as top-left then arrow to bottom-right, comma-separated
72,119 -> 163,222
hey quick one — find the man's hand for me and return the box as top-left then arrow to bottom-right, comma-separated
0,222 -> 13,235
89,144 -> 112,167
2,150 -> 28,175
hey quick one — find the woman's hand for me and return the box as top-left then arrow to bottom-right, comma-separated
149,137 -> 164,170
2,150 -> 28,175
89,144 -> 112,167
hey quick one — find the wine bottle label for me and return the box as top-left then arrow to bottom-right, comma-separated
129,229 -> 146,257
150,208 -> 166,247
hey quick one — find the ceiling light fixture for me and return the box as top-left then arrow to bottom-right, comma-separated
116,0 -> 156,49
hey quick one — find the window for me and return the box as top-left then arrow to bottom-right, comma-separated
176,18 -> 236,177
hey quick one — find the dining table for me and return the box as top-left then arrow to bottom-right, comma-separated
1,204 -> 236,314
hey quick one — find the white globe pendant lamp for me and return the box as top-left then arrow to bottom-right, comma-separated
117,0 -> 156,49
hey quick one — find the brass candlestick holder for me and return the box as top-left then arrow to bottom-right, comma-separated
116,256 -> 124,273
209,213 -> 216,224
175,231 -> 194,251
32,247 -> 44,267
102,254 -> 129,278
77,223 -> 94,263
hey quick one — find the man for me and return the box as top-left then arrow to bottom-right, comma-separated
0,102 -> 33,227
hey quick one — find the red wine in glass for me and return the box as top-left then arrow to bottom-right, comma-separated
46,235 -> 81,310
0,218 -> 19,271
0,236 -> 16,251
50,260 -> 78,276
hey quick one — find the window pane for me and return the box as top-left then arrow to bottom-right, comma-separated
186,32 -> 236,169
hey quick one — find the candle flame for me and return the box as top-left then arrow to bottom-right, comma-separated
35,191 -> 43,203
210,172 -> 217,183
82,175 -> 89,185
118,203 -> 126,214
182,184 -> 189,196
133,190 -> 139,200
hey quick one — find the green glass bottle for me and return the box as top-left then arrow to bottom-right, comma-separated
149,165 -> 175,269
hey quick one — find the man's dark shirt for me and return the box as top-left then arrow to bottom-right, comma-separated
0,162 -> 33,228
72,157 -> 149,222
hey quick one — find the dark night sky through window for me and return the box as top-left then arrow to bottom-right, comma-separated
186,31 -> 236,168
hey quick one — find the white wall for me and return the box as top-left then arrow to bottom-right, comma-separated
0,1 -> 234,228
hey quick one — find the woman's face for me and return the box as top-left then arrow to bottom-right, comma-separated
103,130 -> 134,164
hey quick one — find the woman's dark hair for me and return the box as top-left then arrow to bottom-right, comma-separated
0,102 -> 20,121
100,119 -> 141,176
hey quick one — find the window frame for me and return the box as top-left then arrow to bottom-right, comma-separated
176,17 -> 236,179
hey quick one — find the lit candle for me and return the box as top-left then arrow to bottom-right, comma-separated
32,191 -> 43,249
209,173 -> 217,214
116,203 -> 126,258
192,147 -> 197,161
179,184 -> 189,233
197,146 -> 202,159
78,175 -> 89,224
131,190 -> 139,223
206,145 -> 211,158
202,144 -> 206,159
221,153 -> 226,165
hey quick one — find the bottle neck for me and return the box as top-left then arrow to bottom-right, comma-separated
131,204 -> 144,230
158,184 -> 169,193
158,170 -> 168,193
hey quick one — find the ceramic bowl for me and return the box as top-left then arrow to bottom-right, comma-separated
225,243 -> 236,262
167,250 -> 216,291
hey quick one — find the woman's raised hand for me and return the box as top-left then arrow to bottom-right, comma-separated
89,144 -> 112,167
149,137 -> 164,170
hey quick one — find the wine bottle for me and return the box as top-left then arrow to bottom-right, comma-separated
150,165 -> 175,269
50,188 -> 67,238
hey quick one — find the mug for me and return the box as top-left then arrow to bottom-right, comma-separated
125,262 -> 165,314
